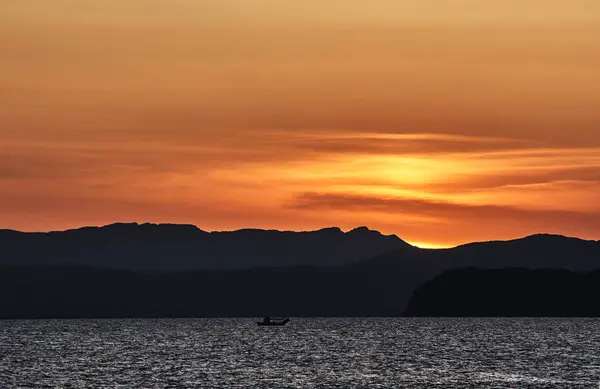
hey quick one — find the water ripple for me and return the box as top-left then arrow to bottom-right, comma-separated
0,318 -> 599,388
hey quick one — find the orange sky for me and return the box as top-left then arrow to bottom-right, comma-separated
1,0 -> 600,247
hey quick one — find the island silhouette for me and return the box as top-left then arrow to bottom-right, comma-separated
0,223 -> 598,319
403,268 -> 600,317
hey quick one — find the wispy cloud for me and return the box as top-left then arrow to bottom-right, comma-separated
291,192 -> 600,233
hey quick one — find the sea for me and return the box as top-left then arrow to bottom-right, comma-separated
0,318 -> 599,388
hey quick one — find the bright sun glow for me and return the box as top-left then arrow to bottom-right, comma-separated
407,241 -> 455,250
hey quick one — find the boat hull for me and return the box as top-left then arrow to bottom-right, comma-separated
256,319 -> 290,326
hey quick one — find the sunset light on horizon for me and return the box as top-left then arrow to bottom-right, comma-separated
2,0 -> 600,247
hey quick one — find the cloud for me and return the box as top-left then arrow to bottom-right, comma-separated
426,166 -> 600,192
253,131 -> 533,157
0,131 -> 531,182
290,192 -> 600,231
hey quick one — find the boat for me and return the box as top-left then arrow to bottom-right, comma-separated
256,316 -> 290,326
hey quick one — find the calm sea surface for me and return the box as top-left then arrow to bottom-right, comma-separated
1,318 -> 599,388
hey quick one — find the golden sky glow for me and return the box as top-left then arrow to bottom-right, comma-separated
1,0 -> 600,247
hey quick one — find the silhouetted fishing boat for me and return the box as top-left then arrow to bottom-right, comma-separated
257,317 -> 290,326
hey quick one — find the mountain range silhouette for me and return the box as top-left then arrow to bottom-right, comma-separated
0,223 -> 403,270
1,223 -> 599,318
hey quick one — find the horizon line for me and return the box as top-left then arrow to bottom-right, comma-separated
1,221 -> 596,249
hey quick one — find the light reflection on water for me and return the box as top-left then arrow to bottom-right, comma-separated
1,318 -> 599,388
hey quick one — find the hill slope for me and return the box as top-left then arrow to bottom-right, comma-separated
355,234 -> 600,272
0,264 -> 406,318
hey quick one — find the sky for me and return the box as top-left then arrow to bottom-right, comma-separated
1,0 -> 600,247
